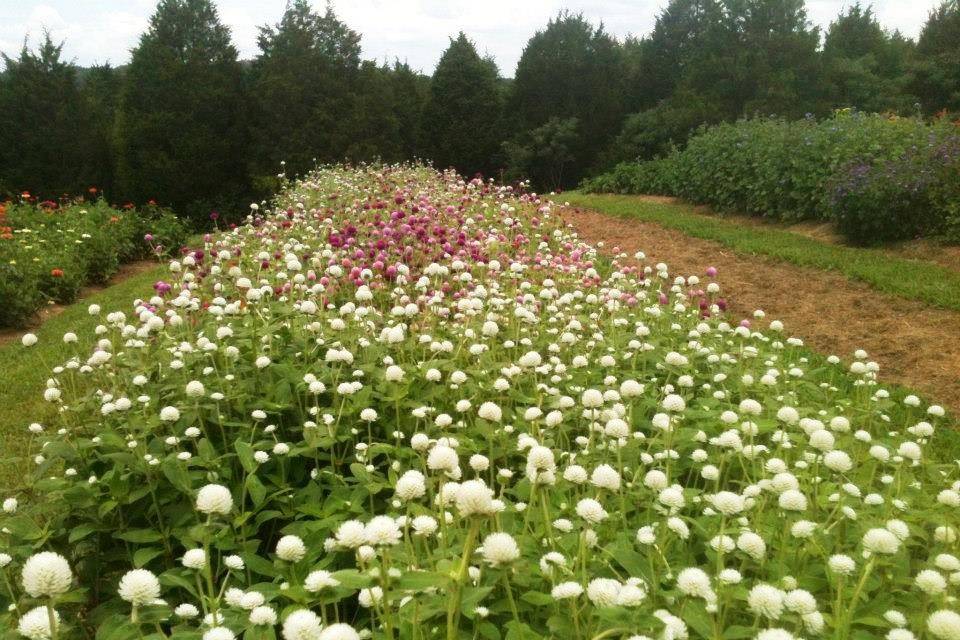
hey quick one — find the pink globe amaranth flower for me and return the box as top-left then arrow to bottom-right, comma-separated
706,266 -> 718,278
144,233 -> 154,242
740,319 -> 751,328
659,293 -> 669,305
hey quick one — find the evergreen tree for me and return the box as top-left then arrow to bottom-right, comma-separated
508,13 -> 626,186
912,0 -> 960,114
114,0 -> 249,223
822,4 -> 914,113
422,33 -> 503,177
624,0 -> 725,114
717,0 -> 822,117
502,117 -> 579,190
250,0 -> 362,176
78,65 -> 122,197
390,61 -> 429,162
341,61 -> 402,162
0,34 -> 87,198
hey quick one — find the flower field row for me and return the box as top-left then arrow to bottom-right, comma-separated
583,112 -> 960,245
0,199 -> 188,327
3,165 -> 958,640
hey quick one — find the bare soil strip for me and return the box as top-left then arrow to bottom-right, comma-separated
562,206 -> 960,414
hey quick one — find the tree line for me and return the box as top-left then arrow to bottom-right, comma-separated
1,0 -> 959,225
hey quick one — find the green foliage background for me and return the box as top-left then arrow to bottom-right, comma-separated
1,0 -> 960,218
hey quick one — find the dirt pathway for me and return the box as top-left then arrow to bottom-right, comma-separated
562,206 -> 960,414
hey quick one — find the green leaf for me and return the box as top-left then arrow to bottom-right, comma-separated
396,570 -> 447,591
68,524 -> 97,543
245,474 -> 267,508
504,621 -> 543,640
116,528 -> 163,543
235,440 -> 257,473
330,569 -> 372,589
2,515 -> 44,541
161,458 -> 193,494
133,547 -> 165,568
519,591 -> 553,606
244,627 -> 276,640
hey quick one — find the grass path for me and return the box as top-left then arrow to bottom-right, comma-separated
563,193 -> 960,310
0,261 -> 167,488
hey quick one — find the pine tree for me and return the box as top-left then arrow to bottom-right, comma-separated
0,33 -> 87,198
78,65 -> 122,197
422,33 -> 503,177
719,0 -> 822,118
508,13 -> 626,186
250,0 -> 362,176
822,4 -> 914,113
114,0 -> 249,224
912,1 -> 960,114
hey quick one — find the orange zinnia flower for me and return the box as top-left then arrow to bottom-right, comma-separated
51,268 -> 64,278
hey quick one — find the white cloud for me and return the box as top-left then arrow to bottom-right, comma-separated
0,0 -> 945,73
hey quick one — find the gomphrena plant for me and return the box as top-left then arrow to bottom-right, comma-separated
2,165 -> 958,640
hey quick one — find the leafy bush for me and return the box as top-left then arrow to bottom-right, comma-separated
0,198 -> 188,327
829,154 -> 935,244
585,112 -> 960,243
2,165 -> 957,640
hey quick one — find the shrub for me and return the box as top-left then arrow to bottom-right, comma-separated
585,112 -> 960,243
0,198 -> 188,327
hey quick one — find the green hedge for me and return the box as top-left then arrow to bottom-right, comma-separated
583,111 -> 960,245
0,199 -> 188,327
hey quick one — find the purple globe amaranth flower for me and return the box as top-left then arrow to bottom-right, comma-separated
706,266 -> 717,278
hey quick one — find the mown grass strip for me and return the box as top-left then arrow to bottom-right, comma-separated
562,192 -> 960,311
0,262 -> 168,489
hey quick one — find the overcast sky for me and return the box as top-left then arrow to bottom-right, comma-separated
0,1 -> 944,76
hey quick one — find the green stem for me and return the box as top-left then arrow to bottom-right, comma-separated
446,519 -> 481,640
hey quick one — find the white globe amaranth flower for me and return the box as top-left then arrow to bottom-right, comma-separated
282,609 -> 323,640
455,479 -> 496,516
551,581 -> 584,600
928,610 -> 960,640
317,624 -> 361,640
477,402 -> 502,422
118,569 -> 161,606
182,548 -> 207,569
18,606 -> 58,640
203,627 -> 235,640
276,535 -> 307,562
480,532 -> 520,566
862,528 -> 901,555
249,606 -> 278,626
748,584 -> 785,620
21,552 -> 73,598
196,484 -> 233,515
